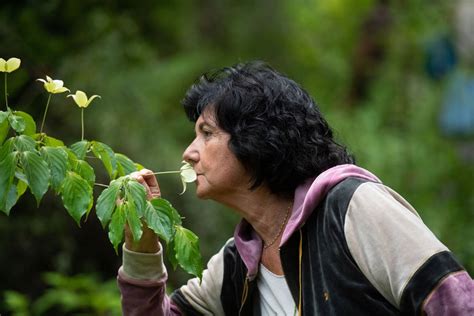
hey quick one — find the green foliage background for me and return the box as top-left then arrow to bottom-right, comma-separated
1,0 -> 472,314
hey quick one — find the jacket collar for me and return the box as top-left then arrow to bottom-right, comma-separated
233,164 -> 381,279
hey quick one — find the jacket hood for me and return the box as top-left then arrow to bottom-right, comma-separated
233,164 -> 381,279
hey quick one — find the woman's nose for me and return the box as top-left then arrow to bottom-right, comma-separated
182,139 -> 198,165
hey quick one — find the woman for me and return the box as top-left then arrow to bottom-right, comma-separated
118,62 -> 473,315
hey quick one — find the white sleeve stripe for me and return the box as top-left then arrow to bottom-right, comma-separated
178,238 -> 233,315
344,182 -> 448,307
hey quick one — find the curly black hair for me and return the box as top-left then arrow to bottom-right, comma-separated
182,61 -> 355,197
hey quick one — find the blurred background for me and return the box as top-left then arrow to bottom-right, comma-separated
1,0 -> 473,314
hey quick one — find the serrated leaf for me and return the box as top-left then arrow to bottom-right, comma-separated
115,153 -> 137,177
91,141 -> 117,179
125,200 -> 142,242
96,179 -> 121,228
21,151 -> 50,206
60,172 -> 93,226
108,202 -> 127,253
73,160 -> 95,185
13,111 -> 36,135
125,180 -> 146,217
174,226 -> 203,279
70,140 -> 89,160
8,115 -> 25,133
0,152 -> 18,213
144,200 -> 174,243
150,198 -> 182,225
14,135 -> 36,152
40,146 -> 68,191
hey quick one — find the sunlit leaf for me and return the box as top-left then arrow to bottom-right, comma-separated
43,135 -> 65,147
91,141 -> 117,179
144,199 -> 174,243
108,202 -> 126,253
174,226 -> 203,279
13,111 -> 36,136
70,140 -> 89,160
96,179 -> 121,228
40,146 -> 68,191
21,151 -> 50,206
60,171 -> 93,226
8,115 -> 25,133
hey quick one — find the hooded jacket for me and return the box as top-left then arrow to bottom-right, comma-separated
118,165 -> 473,315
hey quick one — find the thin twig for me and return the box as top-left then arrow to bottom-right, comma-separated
94,182 -> 109,188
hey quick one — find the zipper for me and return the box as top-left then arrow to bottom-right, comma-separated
239,276 -> 250,315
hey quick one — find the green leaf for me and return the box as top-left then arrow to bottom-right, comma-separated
166,239 -> 178,270
5,179 -> 28,215
0,117 -> 9,145
40,146 -> 69,191
150,198 -> 182,225
0,111 -> 8,124
60,171 -> 93,226
21,151 -> 50,206
125,200 -> 143,242
125,180 -> 146,217
96,179 -> 121,228
8,114 -> 25,133
115,153 -> 137,177
108,202 -> 127,253
174,226 -> 203,279
0,152 -> 18,214
91,141 -> 117,178
70,140 -> 89,160
13,111 -> 36,135
144,200 -> 174,243
73,160 -> 95,185
44,135 -> 65,147
0,137 -> 15,162
14,135 -> 36,152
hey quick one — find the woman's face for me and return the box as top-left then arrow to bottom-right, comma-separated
182,110 -> 251,202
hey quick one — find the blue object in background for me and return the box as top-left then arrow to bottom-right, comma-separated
425,36 -> 457,80
440,72 -> 474,137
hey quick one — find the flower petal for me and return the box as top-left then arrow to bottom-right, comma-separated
181,168 -> 197,183
6,58 -> 21,73
36,78 -> 47,84
0,58 -> 6,72
46,75 -> 53,82
53,87 -> 70,94
84,95 -> 100,108
179,178 -> 187,195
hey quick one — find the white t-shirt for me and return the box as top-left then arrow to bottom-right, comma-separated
258,264 -> 297,315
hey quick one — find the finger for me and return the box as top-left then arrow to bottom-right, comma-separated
140,169 -> 161,198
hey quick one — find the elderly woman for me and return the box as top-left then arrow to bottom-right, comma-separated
118,62 -> 473,315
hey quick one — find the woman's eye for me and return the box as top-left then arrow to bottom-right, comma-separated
202,130 -> 212,138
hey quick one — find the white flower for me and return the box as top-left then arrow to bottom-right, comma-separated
68,90 -> 100,108
179,161 -> 197,194
36,76 -> 70,94
0,57 -> 21,73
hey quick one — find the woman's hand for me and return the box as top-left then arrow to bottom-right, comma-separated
124,169 -> 161,253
